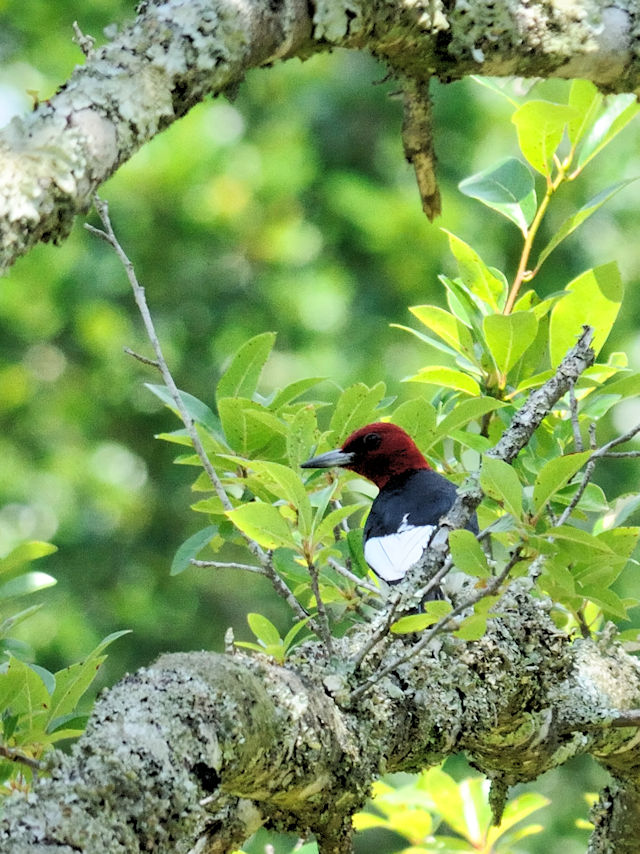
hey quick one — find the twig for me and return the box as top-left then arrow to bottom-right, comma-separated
327,558 -> 380,595
352,590 -> 402,672
86,198 -> 311,627
351,547 -> 523,700
307,560 -> 334,657
123,346 -> 160,368
569,382 -> 583,451
190,559 -> 266,574
0,744 -> 44,772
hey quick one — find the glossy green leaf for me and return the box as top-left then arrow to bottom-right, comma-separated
216,332 -> 276,402
286,405 -> 318,470
0,656 -> 50,728
533,451 -> 592,513
449,529 -> 491,577
269,377 -> 325,410
458,157 -> 536,234
512,100 -> 577,176
242,460 -> 313,536
313,503 -> 363,545
445,231 -> 506,311
480,456 -> 523,519
577,93 -> 640,170
390,601 -> 452,634
406,366 -> 481,396
425,398 -> 506,450
536,180 -> 638,272
408,304 -> 477,360
483,311 -> 538,375
145,384 -> 220,434
0,542 -> 57,577
329,382 -> 387,443
567,79 -> 603,146
226,502 -> 294,549
549,525 -> 614,553
390,398 -> 437,450
170,526 -> 218,575
247,612 -> 282,647
549,263 -> 623,365
0,572 -> 56,599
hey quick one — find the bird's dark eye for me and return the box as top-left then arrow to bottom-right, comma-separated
362,432 -> 381,450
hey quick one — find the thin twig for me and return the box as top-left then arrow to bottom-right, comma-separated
307,560 -> 334,657
351,548 -> 524,700
123,346 -> 160,368
327,558 -> 380,595
352,590 -> 402,672
190,559 -> 267,574
569,382 -> 583,451
0,744 -> 44,772
86,198 -> 311,626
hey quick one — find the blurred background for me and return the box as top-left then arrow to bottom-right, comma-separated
2,1 -> 640,850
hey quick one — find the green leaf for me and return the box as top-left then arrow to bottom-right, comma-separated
390,398 -> 437,450
408,305 -> 477,360
0,572 -> 56,599
533,451 -> 592,513
577,93 -> 640,170
483,311 -> 538,375
226,502 -> 294,549
0,656 -> 50,730
406,366 -> 480,396
286,405 -> 318,470
269,377 -> 325,410
329,382 -> 387,443
244,460 -> 313,537
170,526 -> 218,576
549,525 -> 614,553
390,601 -> 452,634
512,101 -> 577,176
425,398 -> 506,450
313,503 -> 363,545
536,180 -> 638,272
216,332 -> 276,402
454,612 -> 490,641
480,456 -> 523,519
145,384 -> 221,434
445,232 -> 506,311
247,613 -> 282,647
449,530 -> 491,577
458,157 -> 536,235
567,79 -> 603,147
549,263 -> 623,365
0,542 -> 57,577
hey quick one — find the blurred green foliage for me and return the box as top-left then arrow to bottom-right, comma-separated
1,2 -> 640,850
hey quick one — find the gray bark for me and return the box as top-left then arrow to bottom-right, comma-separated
1,0 -> 639,269
1,332 -> 640,853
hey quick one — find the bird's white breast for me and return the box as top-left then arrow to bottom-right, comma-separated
364,520 -> 436,582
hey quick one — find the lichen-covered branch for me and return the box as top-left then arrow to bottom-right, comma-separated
1,586 -> 640,853
2,0 -> 640,269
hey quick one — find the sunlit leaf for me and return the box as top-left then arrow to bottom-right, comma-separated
449,530 -> 491,578
458,157 -> 536,234
512,100 -> 577,176
406,366 -> 481,396
533,451 -> 592,513
577,93 -> 640,170
391,601 -> 452,634
247,613 -> 282,647
226,502 -> 295,549
567,79 -> 603,147
445,231 -> 506,311
216,332 -> 276,402
480,456 -> 523,520
0,542 -> 57,578
483,311 -> 538,375
329,382 -> 387,443
549,263 -> 623,366
536,180 -> 638,272
408,304 -> 476,360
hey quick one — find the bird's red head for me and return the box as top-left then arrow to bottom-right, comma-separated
301,422 -> 430,489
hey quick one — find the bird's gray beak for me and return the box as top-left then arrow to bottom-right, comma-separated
301,448 -> 354,469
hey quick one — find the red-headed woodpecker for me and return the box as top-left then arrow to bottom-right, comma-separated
301,422 -> 478,587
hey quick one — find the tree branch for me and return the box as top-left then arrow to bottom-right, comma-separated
2,0 -> 638,270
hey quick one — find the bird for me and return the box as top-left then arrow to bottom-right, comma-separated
301,422 -> 478,591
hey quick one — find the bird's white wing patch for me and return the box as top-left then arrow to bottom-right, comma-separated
364,524 -> 436,582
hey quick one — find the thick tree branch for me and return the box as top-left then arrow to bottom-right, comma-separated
2,0 -> 639,269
